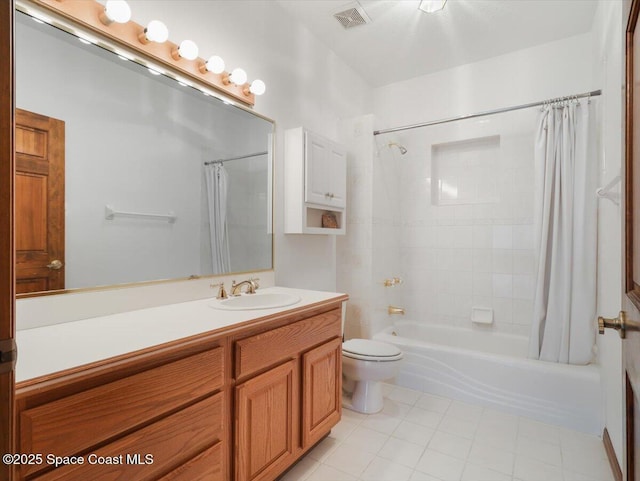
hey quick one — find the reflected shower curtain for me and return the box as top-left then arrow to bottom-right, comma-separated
528,101 -> 597,365
205,163 -> 231,275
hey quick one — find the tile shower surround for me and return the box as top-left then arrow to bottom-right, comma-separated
397,125 -> 536,336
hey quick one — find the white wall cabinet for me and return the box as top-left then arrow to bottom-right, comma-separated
285,127 -> 346,235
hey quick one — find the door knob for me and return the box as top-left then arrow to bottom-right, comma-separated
47,259 -> 63,270
598,311 -> 640,339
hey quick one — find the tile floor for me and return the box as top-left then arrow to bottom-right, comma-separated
279,384 -> 615,481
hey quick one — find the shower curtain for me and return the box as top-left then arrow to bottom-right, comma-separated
528,100 -> 597,365
205,162 -> 231,275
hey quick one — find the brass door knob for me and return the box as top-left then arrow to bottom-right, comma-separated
47,259 -> 63,270
598,311 -> 640,339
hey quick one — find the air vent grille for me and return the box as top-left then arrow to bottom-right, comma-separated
333,3 -> 371,29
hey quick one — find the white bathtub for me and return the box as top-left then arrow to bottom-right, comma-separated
373,320 -> 602,434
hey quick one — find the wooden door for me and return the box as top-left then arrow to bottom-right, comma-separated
0,2 -> 15,480
301,337 -> 342,449
235,359 -> 298,481
625,2 -> 640,479
15,108 -> 65,294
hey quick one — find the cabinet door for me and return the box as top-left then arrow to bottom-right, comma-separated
235,359 -> 298,481
305,131 -> 333,206
327,145 -> 347,208
302,338 -> 342,448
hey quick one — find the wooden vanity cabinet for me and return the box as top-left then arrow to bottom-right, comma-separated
15,335 -> 228,481
301,337 -> 342,449
233,308 -> 343,481
14,298 -> 346,481
235,359 -> 299,481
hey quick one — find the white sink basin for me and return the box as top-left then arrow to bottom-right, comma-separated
209,292 -> 301,311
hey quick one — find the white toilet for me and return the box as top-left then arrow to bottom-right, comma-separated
342,338 -> 403,414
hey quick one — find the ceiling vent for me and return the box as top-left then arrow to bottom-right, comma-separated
333,2 -> 371,29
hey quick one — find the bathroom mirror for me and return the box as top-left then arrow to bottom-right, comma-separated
14,10 -> 273,295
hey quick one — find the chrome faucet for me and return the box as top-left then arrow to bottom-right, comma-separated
231,278 -> 259,296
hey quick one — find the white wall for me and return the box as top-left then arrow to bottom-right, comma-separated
373,33 -> 594,132
592,0 -> 624,465
337,115 -> 375,339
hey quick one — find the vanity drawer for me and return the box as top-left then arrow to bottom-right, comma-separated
32,392 -> 224,481
235,308 -> 341,380
20,346 -> 224,477
158,442 -> 223,481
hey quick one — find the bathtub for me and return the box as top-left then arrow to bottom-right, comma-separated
373,320 -> 602,434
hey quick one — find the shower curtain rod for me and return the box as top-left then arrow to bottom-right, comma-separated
204,150 -> 268,165
372,89 -> 602,136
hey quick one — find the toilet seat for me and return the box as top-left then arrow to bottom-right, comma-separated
342,339 -> 403,362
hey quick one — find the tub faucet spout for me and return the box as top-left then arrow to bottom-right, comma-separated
388,306 -> 405,315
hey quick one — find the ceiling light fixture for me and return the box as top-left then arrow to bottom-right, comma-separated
139,20 -> 169,44
100,0 -> 131,25
418,0 -> 447,13
172,39 -> 199,61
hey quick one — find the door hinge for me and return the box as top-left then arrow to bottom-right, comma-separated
0,338 -> 17,374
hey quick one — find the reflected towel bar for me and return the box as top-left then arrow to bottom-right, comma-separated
596,175 -> 621,206
105,204 -> 176,223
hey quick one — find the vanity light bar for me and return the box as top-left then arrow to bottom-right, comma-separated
28,0 -> 266,104
18,5 -> 228,105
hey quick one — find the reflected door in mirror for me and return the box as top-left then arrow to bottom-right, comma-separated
15,108 -> 65,294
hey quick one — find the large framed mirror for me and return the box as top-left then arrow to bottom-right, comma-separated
15,7 -> 274,296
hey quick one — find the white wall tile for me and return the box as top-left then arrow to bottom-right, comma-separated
473,249 -> 493,273
492,298 -> 514,323
493,226 -> 513,249
512,299 -> 533,326
492,274 -> 513,298
513,225 -> 534,249
513,250 -> 534,274
512,274 -> 535,301
492,249 -> 513,274
473,273 -> 493,298
473,225 -> 493,248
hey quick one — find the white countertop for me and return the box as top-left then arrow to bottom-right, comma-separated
16,287 -> 345,383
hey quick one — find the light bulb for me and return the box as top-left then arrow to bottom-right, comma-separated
140,20 -> 169,44
174,40 -> 199,61
204,55 -> 225,74
249,79 -> 266,95
229,68 -> 247,85
101,0 -> 131,24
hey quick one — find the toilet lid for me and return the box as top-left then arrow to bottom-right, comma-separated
343,339 -> 403,361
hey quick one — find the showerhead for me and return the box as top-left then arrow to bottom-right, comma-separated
388,141 -> 408,155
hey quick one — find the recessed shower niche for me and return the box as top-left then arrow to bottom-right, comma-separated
431,135 -> 500,206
